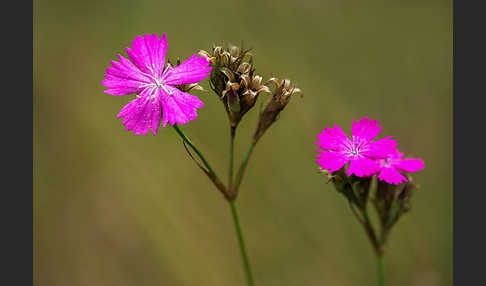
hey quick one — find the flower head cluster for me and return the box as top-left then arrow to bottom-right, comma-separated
315,117 -> 424,185
102,33 -> 211,135
199,44 -> 302,144
198,44 -> 270,127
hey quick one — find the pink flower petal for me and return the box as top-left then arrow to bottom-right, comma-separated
163,54 -> 212,85
315,124 -> 349,151
159,85 -> 204,126
377,167 -> 408,185
109,54 -> 151,82
126,34 -> 168,77
365,136 -> 398,159
315,150 -> 349,173
103,54 -> 152,96
389,150 -> 404,160
102,74 -> 142,96
347,157 -> 379,177
395,158 -> 424,173
117,87 -> 162,135
352,117 -> 382,141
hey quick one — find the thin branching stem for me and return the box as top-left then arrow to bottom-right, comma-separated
228,126 -> 236,194
234,142 -> 257,193
172,124 -> 230,199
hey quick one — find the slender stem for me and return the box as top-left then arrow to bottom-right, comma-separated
379,228 -> 386,246
172,124 -> 230,199
377,253 -> 385,286
228,126 -> 236,192
234,142 -> 257,193
173,124 -> 215,175
361,209 -> 382,257
348,199 -> 365,224
361,209 -> 385,286
230,200 -> 255,286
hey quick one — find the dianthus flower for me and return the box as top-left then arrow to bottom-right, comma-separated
102,33 -> 212,135
315,117 -> 397,177
376,150 -> 424,185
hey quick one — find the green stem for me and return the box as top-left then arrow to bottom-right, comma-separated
377,253 -> 385,286
234,142 -> 256,193
228,126 -> 236,192
173,124 -> 214,175
379,228 -> 386,246
230,200 -> 255,286
361,209 -> 384,286
361,209 -> 382,257
172,124 -> 229,199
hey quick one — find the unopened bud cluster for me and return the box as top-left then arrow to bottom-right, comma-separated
320,167 -> 418,253
373,176 -> 416,244
199,44 -> 301,136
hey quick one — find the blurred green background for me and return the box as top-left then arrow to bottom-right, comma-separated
35,0 -> 452,285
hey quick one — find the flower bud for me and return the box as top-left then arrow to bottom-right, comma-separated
373,175 -> 418,243
177,83 -> 205,93
252,78 -> 302,142
225,82 -> 241,113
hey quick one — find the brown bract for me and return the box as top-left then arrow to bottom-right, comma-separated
253,78 -> 302,142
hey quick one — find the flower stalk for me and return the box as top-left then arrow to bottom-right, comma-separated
228,126 -> 236,193
177,43 -> 302,285
234,142 -> 256,194
377,253 -> 385,286
230,200 -> 255,286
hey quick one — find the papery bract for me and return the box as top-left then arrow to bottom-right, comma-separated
102,33 -> 212,135
315,117 -> 398,177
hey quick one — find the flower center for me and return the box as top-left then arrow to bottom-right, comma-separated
343,136 -> 369,159
139,75 -> 173,96
153,77 -> 164,88
138,66 -> 175,101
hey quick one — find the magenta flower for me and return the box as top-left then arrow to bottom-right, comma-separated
377,150 -> 424,185
315,117 -> 398,177
102,33 -> 212,135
